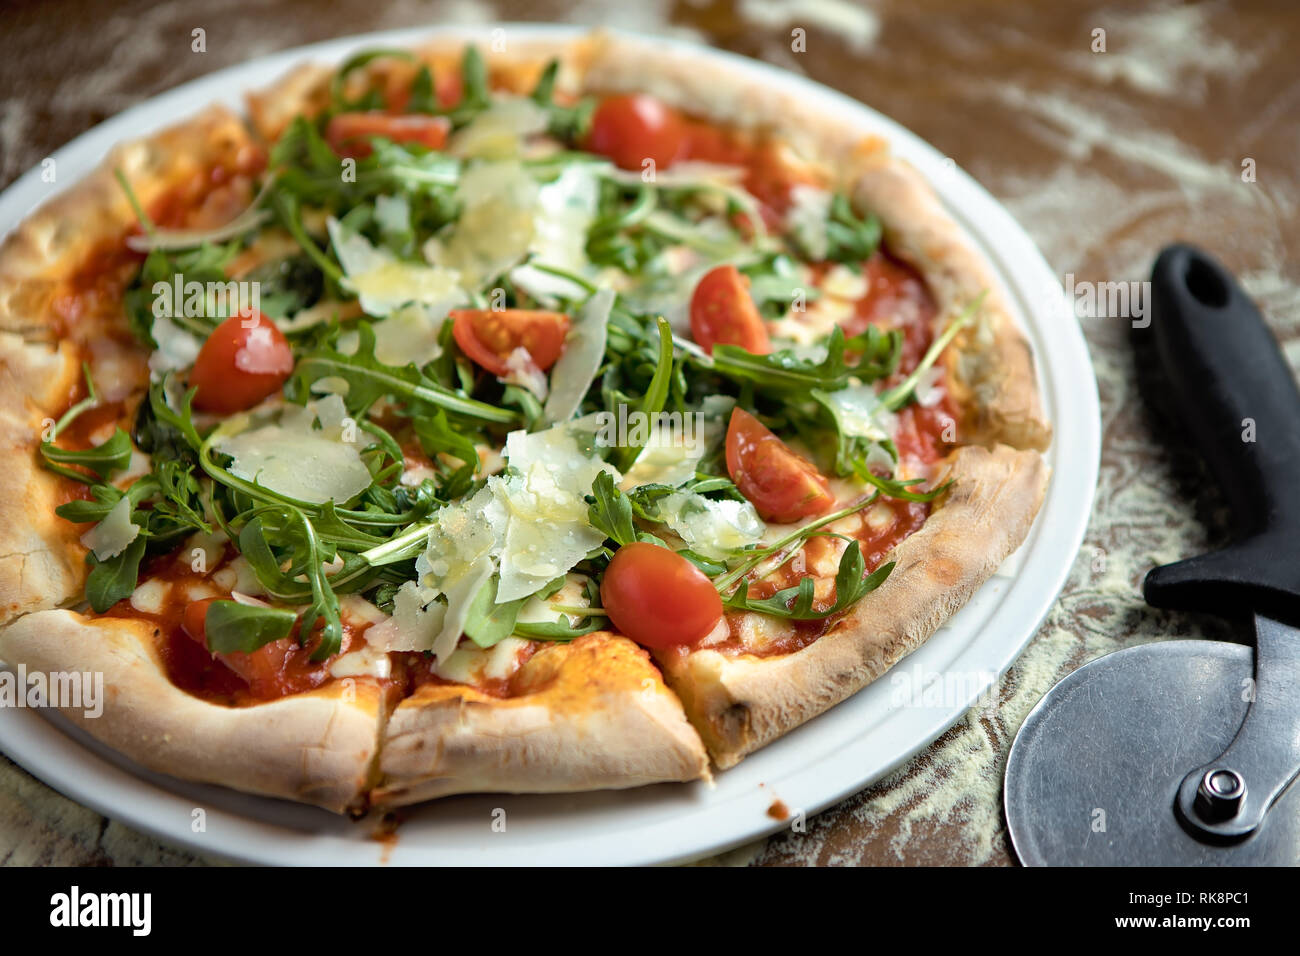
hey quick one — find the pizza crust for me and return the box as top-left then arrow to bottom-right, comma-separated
0,609 -> 385,812
373,631 -> 709,806
0,334 -> 86,624
657,443 -> 1048,768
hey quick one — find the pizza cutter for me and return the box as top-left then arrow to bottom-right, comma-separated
1004,244 -> 1300,865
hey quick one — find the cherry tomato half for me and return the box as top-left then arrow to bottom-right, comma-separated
725,407 -> 836,523
325,112 -> 451,158
600,542 -> 723,649
689,264 -> 772,355
586,94 -> 687,171
450,308 -> 570,377
189,310 -> 295,414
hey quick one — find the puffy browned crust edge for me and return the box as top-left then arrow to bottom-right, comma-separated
0,609 -> 386,812
657,444 -> 1048,768
373,631 -> 709,806
0,334 -> 86,623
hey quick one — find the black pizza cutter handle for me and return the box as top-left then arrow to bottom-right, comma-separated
1141,245 -> 1300,841
1142,244 -> 1300,622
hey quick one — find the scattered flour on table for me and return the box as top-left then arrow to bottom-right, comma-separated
1069,2 -> 1257,99
737,0 -> 881,52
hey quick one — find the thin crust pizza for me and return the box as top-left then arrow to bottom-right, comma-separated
0,32 -> 1049,814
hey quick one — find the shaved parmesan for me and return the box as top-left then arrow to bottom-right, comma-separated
913,366 -> 947,408
449,97 -> 549,160
542,287 -> 613,425
81,496 -> 140,561
373,194 -> 411,238
786,185 -> 832,260
503,346 -> 549,401
365,580 -> 446,652
824,385 -> 897,443
372,486 -> 504,660
147,315 -> 202,375
511,163 -> 601,298
328,217 -> 464,317
660,491 -> 765,559
491,423 -> 617,601
369,304 -> 446,367
430,161 -> 539,289
212,400 -> 372,505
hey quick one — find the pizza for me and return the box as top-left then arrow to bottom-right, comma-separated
0,32 -> 1050,814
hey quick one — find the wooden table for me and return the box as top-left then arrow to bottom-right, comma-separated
2,0 -> 1295,866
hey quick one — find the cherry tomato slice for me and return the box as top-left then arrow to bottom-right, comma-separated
585,94 -> 687,171
601,543 -> 723,649
690,264 -> 772,355
450,308 -> 570,377
189,310 -> 294,414
325,112 -> 451,158
725,407 -> 836,523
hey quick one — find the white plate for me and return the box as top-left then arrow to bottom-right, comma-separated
0,24 -> 1098,866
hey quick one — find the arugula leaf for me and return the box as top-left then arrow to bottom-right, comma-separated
204,600 -> 297,654
406,65 -> 437,114
41,428 -> 132,483
823,194 -> 883,264
529,59 -> 596,141
586,471 -> 637,547
879,292 -> 986,410
134,378 -> 202,463
235,511 -> 345,659
722,542 -> 893,620
84,533 -> 147,613
704,324 -> 900,395
463,574 -> 528,649
288,322 -> 519,424
611,317 -> 674,472
511,617 -> 604,641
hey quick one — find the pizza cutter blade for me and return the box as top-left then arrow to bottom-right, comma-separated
1004,244 -> 1300,865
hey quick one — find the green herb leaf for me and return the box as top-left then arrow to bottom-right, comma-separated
586,471 -> 637,547
463,574 -> 528,649
722,542 -> 893,620
204,600 -> 298,654
84,533 -> 147,613
41,428 -> 133,483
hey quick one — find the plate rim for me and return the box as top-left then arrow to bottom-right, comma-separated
0,22 -> 1100,866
